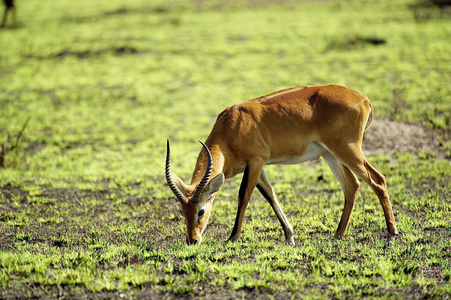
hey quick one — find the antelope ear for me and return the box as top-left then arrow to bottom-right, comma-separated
171,173 -> 190,197
204,173 -> 225,199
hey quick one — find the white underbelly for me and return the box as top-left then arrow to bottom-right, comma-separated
265,142 -> 327,165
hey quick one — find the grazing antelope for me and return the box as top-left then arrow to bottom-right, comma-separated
1,0 -> 16,28
166,85 -> 398,245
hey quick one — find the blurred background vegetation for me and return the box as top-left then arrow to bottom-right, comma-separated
1,0 -> 450,180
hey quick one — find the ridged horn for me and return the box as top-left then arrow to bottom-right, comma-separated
165,139 -> 188,204
192,140 -> 213,203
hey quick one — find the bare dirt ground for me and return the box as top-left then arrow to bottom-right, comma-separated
363,117 -> 450,159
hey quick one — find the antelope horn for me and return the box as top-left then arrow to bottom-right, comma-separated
165,139 -> 188,204
192,140 -> 213,203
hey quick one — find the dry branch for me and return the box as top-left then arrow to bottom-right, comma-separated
0,117 -> 30,169
11,117 -> 30,151
0,132 -> 9,168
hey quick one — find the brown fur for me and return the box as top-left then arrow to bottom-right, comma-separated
169,85 -> 398,245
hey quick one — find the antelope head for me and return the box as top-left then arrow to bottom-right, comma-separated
165,140 -> 224,245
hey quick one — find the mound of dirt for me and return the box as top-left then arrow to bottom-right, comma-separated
363,117 -> 449,159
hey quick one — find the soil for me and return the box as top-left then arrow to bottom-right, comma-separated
363,117 -> 449,159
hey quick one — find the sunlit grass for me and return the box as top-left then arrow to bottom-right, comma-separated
0,0 -> 450,298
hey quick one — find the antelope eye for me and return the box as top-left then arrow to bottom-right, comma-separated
179,209 -> 185,218
198,208 -> 205,218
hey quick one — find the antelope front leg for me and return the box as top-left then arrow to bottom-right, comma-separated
256,169 -> 295,245
1,8 -> 7,27
228,164 -> 263,242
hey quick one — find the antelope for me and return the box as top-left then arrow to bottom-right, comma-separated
1,0 -> 16,28
165,85 -> 399,245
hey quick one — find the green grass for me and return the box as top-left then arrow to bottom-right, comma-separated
0,0 -> 450,298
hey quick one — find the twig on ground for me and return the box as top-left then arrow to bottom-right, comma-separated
0,117 -> 30,169
11,117 -> 30,151
0,132 -> 10,168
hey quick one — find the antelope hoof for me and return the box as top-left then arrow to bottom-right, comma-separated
333,233 -> 344,240
286,238 -> 295,246
226,235 -> 239,244
387,232 -> 399,244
